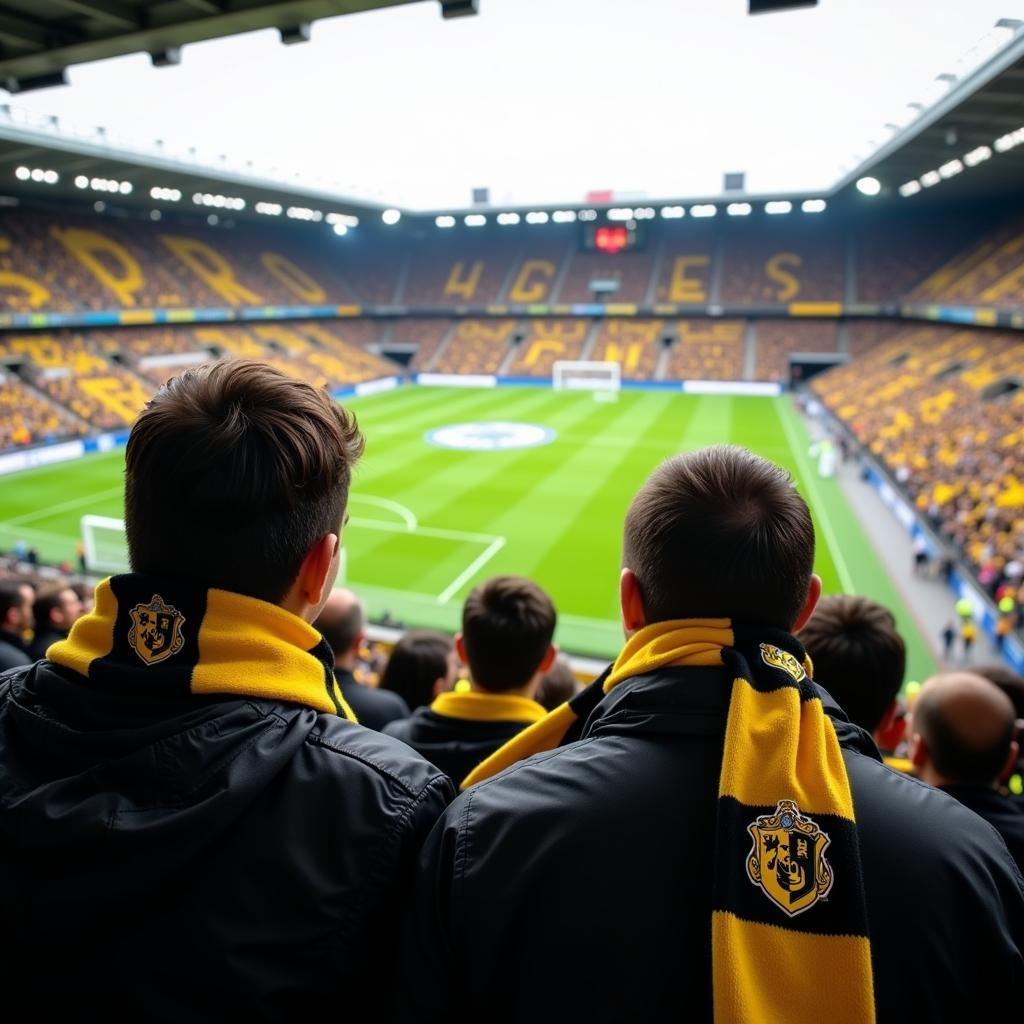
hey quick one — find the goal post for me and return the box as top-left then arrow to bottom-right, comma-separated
81,514 -> 130,575
552,360 -> 621,401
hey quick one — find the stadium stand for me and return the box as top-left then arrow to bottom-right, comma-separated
404,238 -> 511,306
652,227 -> 717,305
400,318 -> 454,371
845,320 -> 906,358
590,319 -> 664,379
558,249 -> 655,304
505,319 -> 589,377
432,318 -> 519,374
0,371 -> 86,448
665,319 -> 746,381
754,319 -> 839,381
812,325 -> 1024,588
504,242 -> 571,304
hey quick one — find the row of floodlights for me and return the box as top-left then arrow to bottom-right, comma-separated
431,199 -> 826,228
15,166 -> 59,185
897,127 -> 1023,197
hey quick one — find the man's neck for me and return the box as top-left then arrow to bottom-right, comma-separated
334,653 -> 359,675
468,679 -> 538,701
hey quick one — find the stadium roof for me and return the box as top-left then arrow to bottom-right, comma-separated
0,1 -> 457,91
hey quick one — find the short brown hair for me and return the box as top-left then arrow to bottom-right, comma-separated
125,359 -> 363,602
461,576 -> 556,692
798,595 -> 906,732
623,445 -> 814,629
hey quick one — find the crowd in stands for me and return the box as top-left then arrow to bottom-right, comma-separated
0,372 -> 87,448
812,325 -> 1024,603
505,318 -> 589,377
431,318 -> 518,374
666,319 -> 746,380
755,319 -> 838,381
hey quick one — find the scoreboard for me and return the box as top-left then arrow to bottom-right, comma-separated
580,221 -> 647,254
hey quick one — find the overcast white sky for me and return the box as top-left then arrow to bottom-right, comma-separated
4,0 -> 1023,209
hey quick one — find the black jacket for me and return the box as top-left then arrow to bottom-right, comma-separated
384,707 -> 533,786
941,782 -> 1024,874
335,667 -> 410,731
395,666 -> 1024,1023
0,632 -> 31,672
28,626 -> 66,663
0,660 -> 453,1022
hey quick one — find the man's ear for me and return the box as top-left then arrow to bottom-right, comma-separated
454,633 -> 467,665
874,698 -> 906,752
297,533 -> 339,609
791,574 -> 823,633
538,644 -> 558,675
909,732 -> 928,770
620,568 -> 647,635
1000,739 -> 1020,785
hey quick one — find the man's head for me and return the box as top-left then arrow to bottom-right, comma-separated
314,588 -> 366,669
798,594 -> 906,736
0,580 -> 34,637
621,445 -> 819,633
457,576 -> 557,694
125,360 -> 363,621
380,630 -> 457,710
32,585 -> 83,637
910,672 -> 1019,789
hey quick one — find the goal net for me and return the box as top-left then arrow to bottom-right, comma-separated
81,514 -> 130,575
552,360 -> 621,401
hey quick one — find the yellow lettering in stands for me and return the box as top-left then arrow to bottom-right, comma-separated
444,261 -> 484,301
668,256 -> 709,303
764,253 -> 802,301
51,227 -> 145,307
260,252 -> 326,303
160,236 -> 262,306
603,342 -> 645,375
524,340 -> 565,367
509,260 -> 555,303
0,237 -> 51,309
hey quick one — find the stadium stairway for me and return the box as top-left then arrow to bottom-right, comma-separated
495,323 -> 526,376
654,340 -> 673,382
421,321 -> 459,372
578,323 -> 601,362
743,322 -> 757,379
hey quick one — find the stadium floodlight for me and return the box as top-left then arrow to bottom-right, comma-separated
964,145 -> 992,167
938,159 -> 963,179
801,199 -> 826,213
207,214 -> 219,225
464,213 -> 486,227
332,223 -> 348,236
726,202 -> 752,216
607,207 -> 634,221
75,175 -> 89,189
856,176 -> 881,196
525,211 -> 549,224
552,210 -> 577,223
898,180 -> 922,197
690,204 -> 717,218
633,207 -> 656,220
660,206 -> 685,218
43,170 -> 58,185
496,212 -> 520,225
93,201 -> 105,212
920,170 -> 941,188
119,181 -> 132,195
14,166 -> 29,181
435,215 -> 456,228
256,201 -> 282,216
30,168 -> 44,182
578,209 -> 598,221
765,200 -> 792,214
382,208 -> 401,225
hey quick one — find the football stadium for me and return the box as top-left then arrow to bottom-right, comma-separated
1,1 -> 1024,1018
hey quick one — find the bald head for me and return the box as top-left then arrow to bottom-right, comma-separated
912,672 -> 1017,787
313,588 -> 366,667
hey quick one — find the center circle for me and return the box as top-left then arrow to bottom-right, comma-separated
425,421 -> 557,452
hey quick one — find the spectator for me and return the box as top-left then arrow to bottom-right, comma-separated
798,594 -> 908,768
0,360 -> 451,1018
973,663 -> 1024,798
385,576 -> 555,787
535,655 -> 579,711
0,579 -> 34,671
910,672 -> 1024,872
941,620 -> 957,662
396,445 -> 1024,1023
379,629 -> 457,711
962,619 -> 977,662
29,584 -> 83,661
314,587 -> 410,731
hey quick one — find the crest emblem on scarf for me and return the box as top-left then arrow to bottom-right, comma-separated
128,594 -> 185,666
759,643 -> 807,682
746,799 -> 833,916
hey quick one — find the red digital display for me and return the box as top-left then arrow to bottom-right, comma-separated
594,225 -> 629,254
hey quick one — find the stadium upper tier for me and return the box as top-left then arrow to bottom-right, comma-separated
0,205 -> 1017,314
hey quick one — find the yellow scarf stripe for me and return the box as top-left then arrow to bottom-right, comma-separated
712,912 -> 875,1024
718,677 -> 856,821
48,577 -> 117,675
191,589 -> 340,715
461,701 -> 576,790
431,690 -> 548,724
605,618 -> 733,690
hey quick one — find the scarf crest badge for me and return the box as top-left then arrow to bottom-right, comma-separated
128,594 -> 186,666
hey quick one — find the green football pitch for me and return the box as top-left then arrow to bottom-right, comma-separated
0,385 -> 937,681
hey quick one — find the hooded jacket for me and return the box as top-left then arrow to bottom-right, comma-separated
394,663 -> 1024,1023
0,579 -> 453,1022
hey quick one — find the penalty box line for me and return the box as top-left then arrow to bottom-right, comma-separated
346,517 -> 506,606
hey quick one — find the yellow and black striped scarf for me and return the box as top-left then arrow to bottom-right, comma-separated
47,575 -> 358,721
463,618 -> 875,1024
